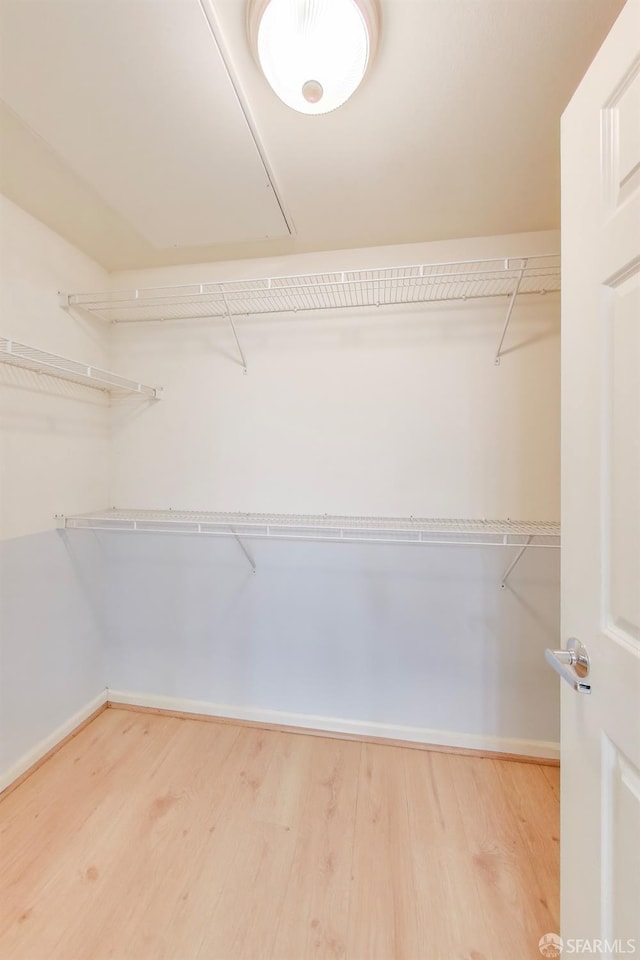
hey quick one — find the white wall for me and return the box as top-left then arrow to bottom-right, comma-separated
0,194 -> 111,540
0,531 -> 106,789
109,231 -> 560,519
0,196 -> 109,785
102,229 -> 561,754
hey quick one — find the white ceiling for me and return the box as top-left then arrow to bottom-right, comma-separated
0,0 -> 626,270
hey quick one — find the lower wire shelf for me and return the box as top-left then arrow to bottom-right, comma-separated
58,509 -> 560,548
59,509 -> 560,584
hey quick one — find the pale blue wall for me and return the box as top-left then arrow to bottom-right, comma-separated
100,532 -> 560,744
0,530 -> 105,779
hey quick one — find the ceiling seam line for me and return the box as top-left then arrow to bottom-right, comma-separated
197,0 -> 295,238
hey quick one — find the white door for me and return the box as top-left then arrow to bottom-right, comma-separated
559,0 -> 640,954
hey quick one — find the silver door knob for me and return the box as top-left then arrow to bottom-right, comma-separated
545,637 -> 591,694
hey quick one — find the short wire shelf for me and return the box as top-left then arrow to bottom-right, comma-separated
59,509 -> 560,548
63,255 -> 560,324
0,338 -> 162,398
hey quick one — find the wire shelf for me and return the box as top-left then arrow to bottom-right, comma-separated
60,509 -> 560,547
0,338 -> 162,398
64,255 -> 560,324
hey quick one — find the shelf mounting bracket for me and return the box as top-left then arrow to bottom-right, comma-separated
494,259 -> 528,365
501,535 -> 532,588
231,531 -> 256,573
220,288 -> 248,374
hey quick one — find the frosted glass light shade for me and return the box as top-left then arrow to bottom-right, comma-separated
249,0 -> 378,115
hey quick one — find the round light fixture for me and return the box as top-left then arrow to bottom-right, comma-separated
248,0 -> 379,115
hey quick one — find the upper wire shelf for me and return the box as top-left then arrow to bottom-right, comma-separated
60,509 -> 560,548
0,338 -> 162,398
63,255 -> 560,324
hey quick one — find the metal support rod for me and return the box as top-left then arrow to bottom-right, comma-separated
494,259 -> 528,365
232,532 -> 256,573
220,288 -> 248,373
501,536 -> 532,588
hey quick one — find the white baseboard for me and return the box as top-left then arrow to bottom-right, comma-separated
107,689 -> 560,761
0,689 -> 108,794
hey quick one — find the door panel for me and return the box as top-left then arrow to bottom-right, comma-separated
601,737 -> 640,946
602,56 -> 640,207
607,268 -> 640,641
561,0 -> 640,951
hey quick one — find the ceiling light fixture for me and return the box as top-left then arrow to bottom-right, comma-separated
248,0 -> 379,115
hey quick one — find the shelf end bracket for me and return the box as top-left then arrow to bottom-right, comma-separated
231,531 -> 256,573
220,288 -> 248,374
501,535 -> 533,588
494,259 -> 528,365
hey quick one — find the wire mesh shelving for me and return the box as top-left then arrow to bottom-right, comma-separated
0,338 -> 162,398
63,255 -> 560,324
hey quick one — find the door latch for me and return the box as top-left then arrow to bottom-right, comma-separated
545,637 -> 591,694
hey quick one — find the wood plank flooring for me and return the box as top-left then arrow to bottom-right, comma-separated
0,708 -> 559,960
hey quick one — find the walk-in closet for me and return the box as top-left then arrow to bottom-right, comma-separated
2,0 -> 638,957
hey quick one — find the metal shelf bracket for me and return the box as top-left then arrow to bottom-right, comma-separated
220,287 -> 248,374
232,532 -> 256,573
501,535 -> 533,588
494,258 -> 529,366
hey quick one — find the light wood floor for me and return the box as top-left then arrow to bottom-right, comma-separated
0,708 -> 559,960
